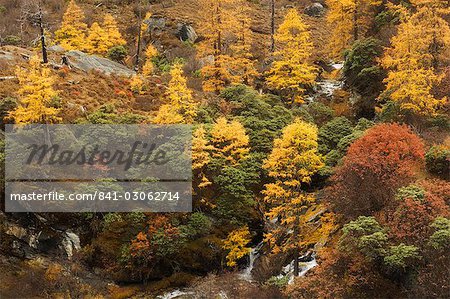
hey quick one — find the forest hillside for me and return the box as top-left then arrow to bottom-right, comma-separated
0,0 -> 449,298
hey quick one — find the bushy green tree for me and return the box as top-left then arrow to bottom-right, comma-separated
318,117 -> 353,153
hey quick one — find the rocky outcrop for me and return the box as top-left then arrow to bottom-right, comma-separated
61,231 -> 81,259
144,16 -> 166,33
64,50 -> 135,77
176,24 -> 198,43
304,3 -> 325,17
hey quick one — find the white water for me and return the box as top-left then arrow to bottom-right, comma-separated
276,254 -> 318,284
239,241 -> 264,281
306,62 -> 344,102
156,289 -> 194,299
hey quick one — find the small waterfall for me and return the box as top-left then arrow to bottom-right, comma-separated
239,241 -> 264,281
276,252 -> 318,284
156,289 -> 194,299
306,62 -> 345,102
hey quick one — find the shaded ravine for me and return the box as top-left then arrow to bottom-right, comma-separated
157,63 -> 344,298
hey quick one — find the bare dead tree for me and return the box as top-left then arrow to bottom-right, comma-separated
270,0 -> 275,52
18,0 -> 48,63
134,0 -> 143,71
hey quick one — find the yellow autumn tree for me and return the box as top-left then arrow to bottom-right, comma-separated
222,226 -> 252,267
54,0 -> 88,50
380,8 -> 449,115
326,0 -> 381,58
85,22 -> 109,54
210,117 -> 250,166
197,0 -> 238,93
266,9 -> 317,104
262,119 -> 324,274
9,56 -> 61,124
154,63 -> 197,124
229,3 -> 257,85
129,75 -> 145,95
142,44 -> 158,76
102,14 -> 126,50
192,125 -> 213,188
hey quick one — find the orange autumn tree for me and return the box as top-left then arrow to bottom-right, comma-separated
325,123 -> 425,218
262,119 -> 324,275
266,9 -> 317,105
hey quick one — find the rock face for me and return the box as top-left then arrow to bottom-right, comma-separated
176,24 -> 198,43
304,3 -> 325,17
144,16 -> 166,33
61,231 -> 81,259
64,50 -> 135,77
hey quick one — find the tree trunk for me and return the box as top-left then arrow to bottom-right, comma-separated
270,0 -> 275,52
134,0 -> 142,71
38,7 -> 47,64
293,212 -> 300,277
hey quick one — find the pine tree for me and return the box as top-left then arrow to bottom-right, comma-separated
142,44 -> 158,76
54,0 -> 88,50
262,119 -> 324,275
9,56 -> 61,124
102,14 -> 126,50
154,63 -> 197,124
85,22 -> 109,54
266,9 -> 317,104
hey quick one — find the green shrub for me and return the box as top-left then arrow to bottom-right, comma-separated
425,145 -> 449,178
307,102 -> 334,125
0,97 -> 17,122
3,35 -> 21,45
318,117 -> 353,153
107,45 -> 128,62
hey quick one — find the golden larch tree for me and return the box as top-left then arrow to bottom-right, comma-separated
9,56 -> 61,124
54,0 -> 88,50
196,0 -> 238,93
210,117 -> 250,166
222,226 -> 252,267
142,44 -> 158,76
229,2 -> 258,85
266,8 -> 317,104
85,22 -> 109,54
326,0 -> 381,58
262,119 -> 324,275
380,7 -> 449,115
102,14 -> 126,50
154,63 -> 197,124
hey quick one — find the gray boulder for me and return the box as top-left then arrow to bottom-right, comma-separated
176,24 -> 198,43
304,3 -> 325,17
64,50 -> 135,77
61,231 -> 81,259
47,45 -> 65,53
143,16 -> 166,32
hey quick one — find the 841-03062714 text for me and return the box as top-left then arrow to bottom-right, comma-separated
9,191 -> 181,201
